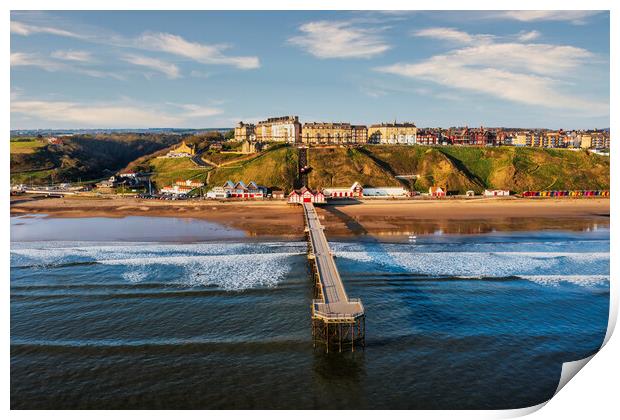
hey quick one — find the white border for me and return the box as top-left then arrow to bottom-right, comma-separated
3,1 -> 617,419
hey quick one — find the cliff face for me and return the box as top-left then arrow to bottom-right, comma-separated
10,134 -> 179,184
358,145 -> 610,193
203,145 -> 609,193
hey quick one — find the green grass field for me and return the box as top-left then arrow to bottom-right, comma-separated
148,157 -> 209,187
10,138 -> 46,154
208,146 -> 298,191
201,151 -> 249,166
10,169 -> 56,185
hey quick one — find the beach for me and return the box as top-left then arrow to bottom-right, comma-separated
11,195 -> 610,237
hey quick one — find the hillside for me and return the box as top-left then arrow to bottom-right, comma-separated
359,146 -> 609,193
128,144 -> 610,194
437,146 -> 610,192
357,146 -> 483,192
142,157 -> 208,187
10,137 -> 46,154
10,134 -> 180,184
13,137 -> 610,194
307,147 -> 401,189
207,145 -> 298,191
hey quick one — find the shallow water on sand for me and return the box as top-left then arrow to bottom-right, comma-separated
10,216 -> 609,409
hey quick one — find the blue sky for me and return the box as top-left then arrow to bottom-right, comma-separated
10,10 -> 610,130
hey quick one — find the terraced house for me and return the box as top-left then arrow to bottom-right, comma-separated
368,122 -> 417,145
229,114 -> 609,150
300,122 -> 360,145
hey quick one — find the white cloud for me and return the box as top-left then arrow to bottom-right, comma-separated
11,21 -> 83,38
11,100 -> 181,128
137,32 -> 260,69
414,27 -> 544,45
376,29 -> 607,114
12,19 -> 260,71
517,30 -> 541,42
413,27 -> 494,45
50,50 -> 93,62
122,54 -> 180,79
445,42 -> 593,75
168,103 -> 223,118
486,11 -> 601,25
289,20 -> 390,59
11,52 -> 123,80
11,98 -> 225,128
11,52 -> 52,68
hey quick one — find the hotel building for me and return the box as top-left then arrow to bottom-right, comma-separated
368,122 -> 417,145
301,122 -> 368,144
256,116 -> 301,143
234,121 -> 256,142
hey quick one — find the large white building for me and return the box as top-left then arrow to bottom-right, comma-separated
255,116 -> 301,143
323,182 -> 363,198
363,187 -> 409,197
206,180 -> 266,199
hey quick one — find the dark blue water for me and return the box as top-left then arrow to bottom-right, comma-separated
10,216 -> 609,409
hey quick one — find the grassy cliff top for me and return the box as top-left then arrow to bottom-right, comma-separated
14,137 -> 609,194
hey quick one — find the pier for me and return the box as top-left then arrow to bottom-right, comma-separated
302,202 -> 365,352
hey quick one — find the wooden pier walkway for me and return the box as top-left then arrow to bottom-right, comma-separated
302,202 -> 365,352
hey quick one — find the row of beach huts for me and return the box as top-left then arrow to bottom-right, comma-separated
521,190 -> 610,198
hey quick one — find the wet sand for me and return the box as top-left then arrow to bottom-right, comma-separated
11,195 -> 610,237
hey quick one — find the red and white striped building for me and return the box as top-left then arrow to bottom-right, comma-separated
483,189 -> 510,197
429,186 -> 446,197
224,180 -> 265,198
288,187 -> 326,204
323,182 -> 363,199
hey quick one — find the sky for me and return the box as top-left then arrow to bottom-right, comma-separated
10,10 -> 610,130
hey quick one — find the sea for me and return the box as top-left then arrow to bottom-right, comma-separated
10,215 -> 610,409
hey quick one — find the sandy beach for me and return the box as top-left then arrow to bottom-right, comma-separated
10,195 -> 610,237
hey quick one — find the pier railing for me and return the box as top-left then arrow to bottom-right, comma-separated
312,298 -> 365,322
302,201 -> 366,351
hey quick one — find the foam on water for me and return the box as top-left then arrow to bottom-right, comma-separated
517,274 -> 610,286
11,236 -> 609,289
104,253 -> 298,290
11,241 -> 306,291
335,250 -> 609,286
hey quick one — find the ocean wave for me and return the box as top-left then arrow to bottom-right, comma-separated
516,274 -> 610,286
10,242 -> 305,265
10,242 -> 305,291
329,239 -> 610,255
99,252 -> 299,290
335,251 -> 609,285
